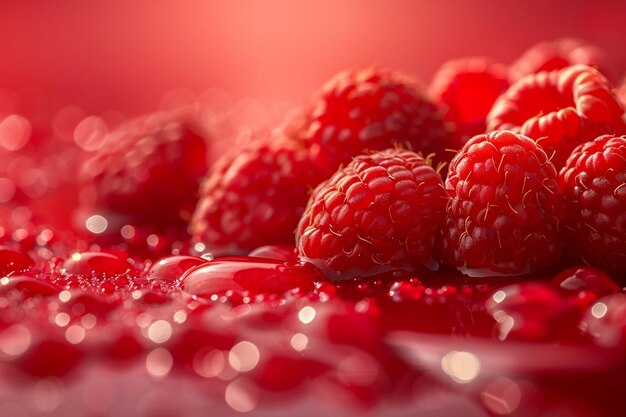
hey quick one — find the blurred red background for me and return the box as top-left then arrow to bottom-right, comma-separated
1,0 -> 625,117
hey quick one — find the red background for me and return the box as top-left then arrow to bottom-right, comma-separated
1,0 -> 625,116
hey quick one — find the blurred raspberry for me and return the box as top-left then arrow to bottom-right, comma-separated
191,129 -> 324,254
429,57 -> 509,144
299,68 -> 453,176
509,38 -> 614,82
487,65 -> 625,169
440,130 -> 565,276
79,111 -> 210,234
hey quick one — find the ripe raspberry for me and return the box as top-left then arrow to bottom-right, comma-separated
300,68 -> 452,176
429,57 -> 509,143
440,130 -> 565,276
191,130 -> 324,254
487,65 -> 625,169
509,38 -> 613,81
80,112 -> 209,231
558,134 -> 626,276
296,149 -> 447,280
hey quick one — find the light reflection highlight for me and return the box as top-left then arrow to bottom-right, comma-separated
290,333 -> 308,352
65,325 -> 86,344
147,320 -> 173,344
85,215 -> 108,234
0,324 -> 32,357
146,348 -> 173,377
481,377 -> 523,415
441,351 -> 481,384
225,378 -> 258,413
298,306 -> 316,324
228,341 -> 260,372
591,302 -> 608,319
0,115 -> 31,151
193,349 -> 226,378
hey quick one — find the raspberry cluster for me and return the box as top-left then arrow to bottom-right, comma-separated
21,38 -> 626,281
0,37 -> 626,417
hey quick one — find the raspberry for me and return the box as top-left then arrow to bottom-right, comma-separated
79,112 -> 209,232
558,134 -> 626,277
440,130 -> 565,276
509,38 -> 613,81
296,148 -> 447,280
487,65 -> 625,169
191,130 -> 324,254
429,57 -> 509,143
300,68 -> 452,176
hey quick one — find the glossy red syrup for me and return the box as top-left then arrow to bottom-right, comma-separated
0,236 -> 623,417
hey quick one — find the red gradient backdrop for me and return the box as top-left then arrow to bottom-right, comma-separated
1,0 -> 625,116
